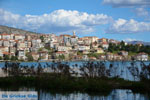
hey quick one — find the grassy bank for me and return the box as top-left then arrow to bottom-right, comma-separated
0,74 -> 150,94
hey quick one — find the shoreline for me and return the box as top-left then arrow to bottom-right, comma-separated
0,60 -> 150,63
0,76 -> 149,94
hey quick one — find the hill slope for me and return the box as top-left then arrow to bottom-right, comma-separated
0,25 -> 40,35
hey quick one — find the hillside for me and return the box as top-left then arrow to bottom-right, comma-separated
128,41 -> 150,46
0,25 -> 40,35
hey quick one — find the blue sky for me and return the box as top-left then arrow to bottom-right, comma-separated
0,0 -> 150,41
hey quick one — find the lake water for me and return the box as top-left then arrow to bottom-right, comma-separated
0,61 -> 150,81
0,89 -> 149,100
0,61 -> 150,100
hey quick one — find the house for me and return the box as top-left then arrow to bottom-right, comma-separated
25,35 -> 31,41
0,46 -> 9,52
0,40 -> 3,46
106,53 -> 114,60
14,34 -> 25,40
98,38 -> 108,44
17,50 -> 26,60
78,38 -> 84,44
17,42 -> 26,49
32,39 -> 42,48
113,54 -> 123,60
68,50 -> 77,55
82,36 -> 98,43
55,51 -> 66,56
82,55 -> 89,60
0,49 -> 3,57
91,42 -> 99,49
9,47 -> 16,54
9,39 -> 16,47
72,55 -> 82,60
60,34 -> 71,46
101,42 -> 109,49
119,51 -> 128,57
57,46 -> 72,52
94,48 -> 104,54
10,34 -> 14,39
135,53 -> 149,61
3,52 -> 14,59
89,57 -> 97,60
3,40 -> 10,47
39,51 -> 49,61
82,50 -> 90,54
1,34 -> 11,40
99,54 -> 106,60
78,44 -> 90,51
55,51 -> 69,59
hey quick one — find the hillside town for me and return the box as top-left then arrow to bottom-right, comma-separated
0,32 -> 149,61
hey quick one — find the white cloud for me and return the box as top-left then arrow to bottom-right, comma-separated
106,18 -> 150,34
134,7 -> 149,18
0,9 -> 113,33
103,0 -> 150,7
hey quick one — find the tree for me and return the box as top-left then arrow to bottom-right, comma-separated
0,56 -> 2,60
4,55 -> 10,60
26,53 -> 34,61
58,55 -> 65,60
88,53 -> 99,59
38,48 -> 44,52
77,51 -> 83,56
11,56 -> 18,61
40,36 -> 44,42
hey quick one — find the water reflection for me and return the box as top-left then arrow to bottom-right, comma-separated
39,89 -> 150,100
0,88 -> 149,100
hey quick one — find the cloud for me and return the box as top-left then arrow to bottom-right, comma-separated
134,7 -> 149,17
103,0 -> 150,7
0,9 -> 113,33
106,18 -> 150,34
134,7 -> 150,20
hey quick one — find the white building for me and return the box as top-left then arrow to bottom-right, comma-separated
135,53 -> 149,61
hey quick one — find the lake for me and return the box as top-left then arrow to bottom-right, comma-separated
0,61 -> 150,81
0,88 -> 149,100
0,61 -> 150,100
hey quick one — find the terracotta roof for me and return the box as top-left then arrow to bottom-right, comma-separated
56,51 -> 66,54
3,52 -> 10,55
1,34 -> 10,36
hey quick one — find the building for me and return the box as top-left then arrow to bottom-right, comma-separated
94,48 -> 104,54
135,53 -> 149,61
119,51 -> 128,57
101,42 -> 109,49
39,51 -> 49,61
78,44 -> 90,51
1,34 -> 11,40
17,50 -> 26,60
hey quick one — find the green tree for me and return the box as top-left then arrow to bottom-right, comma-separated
11,56 -> 18,61
40,36 -> 44,42
38,48 -> 44,52
0,56 -> 2,60
4,55 -> 10,60
58,55 -> 65,60
88,53 -> 100,59
26,53 -> 34,61
77,51 -> 83,56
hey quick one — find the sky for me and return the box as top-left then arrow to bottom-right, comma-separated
0,0 -> 150,42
